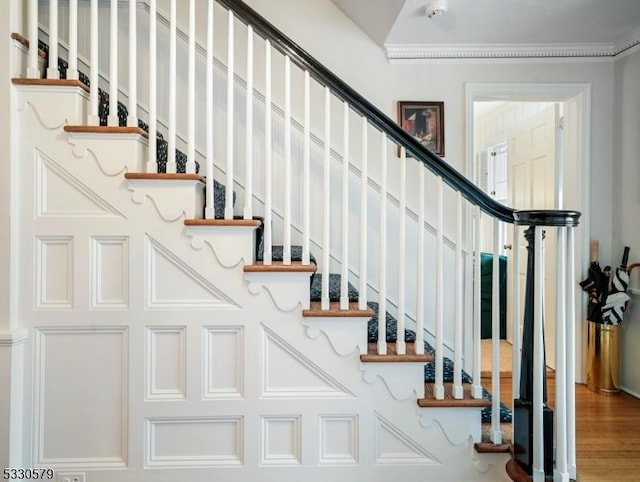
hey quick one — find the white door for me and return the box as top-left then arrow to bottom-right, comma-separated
506,104 -> 560,369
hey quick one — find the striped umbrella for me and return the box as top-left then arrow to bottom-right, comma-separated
602,247 -> 631,325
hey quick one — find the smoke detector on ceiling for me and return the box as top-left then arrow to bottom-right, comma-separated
425,0 -> 448,17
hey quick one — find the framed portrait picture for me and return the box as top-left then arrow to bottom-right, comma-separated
397,101 -> 445,157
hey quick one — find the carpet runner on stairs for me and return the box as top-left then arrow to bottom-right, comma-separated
38,41 -> 511,426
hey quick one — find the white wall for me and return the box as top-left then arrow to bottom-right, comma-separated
614,48 -> 640,396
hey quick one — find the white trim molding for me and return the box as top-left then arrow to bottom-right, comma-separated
0,329 -> 29,347
385,38 -> 640,63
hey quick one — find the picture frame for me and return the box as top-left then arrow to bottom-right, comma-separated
397,101 -> 445,157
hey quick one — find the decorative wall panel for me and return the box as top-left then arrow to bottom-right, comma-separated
374,413 -> 439,465
91,236 -> 129,309
319,415 -> 359,465
35,236 -> 74,309
146,327 -> 186,400
261,416 -> 301,466
261,326 -> 353,399
203,327 -> 244,399
146,235 -> 238,309
34,327 -> 128,467
146,417 -> 243,467
36,151 -> 124,218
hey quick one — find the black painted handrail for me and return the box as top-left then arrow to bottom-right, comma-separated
218,0 -> 578,227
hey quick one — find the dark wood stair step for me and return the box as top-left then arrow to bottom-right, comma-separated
418,382 -> 491,408
360,342 -> 431,363
303,301 -> 375,318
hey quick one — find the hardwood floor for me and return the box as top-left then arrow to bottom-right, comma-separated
484,375 -> 640,481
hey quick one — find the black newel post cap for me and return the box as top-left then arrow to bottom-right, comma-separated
513,210 -> 581,227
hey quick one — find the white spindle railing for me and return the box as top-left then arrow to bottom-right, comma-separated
555,226 -> 569,482
88,0 -> 99,126
453,191 -> 463,399
396,148 -> 407,355
434,176 -> 444,399
340,101 -> 350,309
566,226 -> 577,479
472,207 -> 483,398
186,0 -> 196,173
302,71 -> 311,265
243,26 -> 254,217
27,0 -> 39,78
108,0 -> 118,126
127,0 -> 137,127
224,9 -> 234,216
47,0 -> 59,79
415,167 -> 425,356
204,0 -> 214,218
263,40 -> 273,264
147,0 -> 157,171
167,0 -> 177,172
67,0 -> 78,80
283,55 -> 292,264
321,87 -> 331,309
358,117 -> 368,310
491,217 -> 502,444
377,133 -> 387,355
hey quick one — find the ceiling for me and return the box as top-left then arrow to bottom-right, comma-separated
331,0 -> 640,61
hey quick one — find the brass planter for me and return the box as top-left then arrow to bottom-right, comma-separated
586,321 -> 621,394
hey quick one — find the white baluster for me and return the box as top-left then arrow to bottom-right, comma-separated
204,0 -> 215,218
396,147 -> 407,355
415,167 -> 425,356
108,0 -> 119,126
434,176 -> 444,399
358,117 -> 368,310
243,26 -> 254,218
263,40 -> 273,264
147,0 -> 157,171
566,226 -> 577,480
453,191 -> 463,399
302,71 -> 311,264
47,0 -> 59,79
224,9 -> 234,215
555,226 -> 569,482
512,225 -> 522,401
321,87 -> 331,309
472,206 -> 483,398
68,0 -> 78,80
186,0 -> 196,173
378,133 -> 388,355
340,101 -> 350,310
491,217 -> 502,443
27,0 -> 39,78
88,0 -> 99,126
533,225 -> 545,482
283,55 -> 292,264
127,0 -> 137,126
167,0 -> 177,172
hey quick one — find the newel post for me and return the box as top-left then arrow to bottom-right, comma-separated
512,210 -> 581,481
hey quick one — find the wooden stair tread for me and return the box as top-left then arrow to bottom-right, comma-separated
360,342 -> 431,363
243,261 -> 317,273
474,441 -> 511,454
11,33 -> 47,58
303,301 -> 375,318
184,218 -> 261,227
417,383 -> 492,408
12,77 -> 89,92
125,172 -> 204,182
65,125 -> 148,136
505,458 -> 532,482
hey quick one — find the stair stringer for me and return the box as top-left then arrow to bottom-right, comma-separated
12,85 -> 510,481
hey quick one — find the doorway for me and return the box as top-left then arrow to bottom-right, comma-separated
466,83 -> 591,382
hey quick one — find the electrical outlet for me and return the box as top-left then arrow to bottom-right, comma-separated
57,472 -> 85,482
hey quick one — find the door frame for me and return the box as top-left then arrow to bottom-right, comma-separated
465,82 -> 591,383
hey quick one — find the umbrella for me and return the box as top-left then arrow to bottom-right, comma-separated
602,247 -> 631,325
579,240 -> 606,323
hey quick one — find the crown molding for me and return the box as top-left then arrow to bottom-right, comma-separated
385,39 -> 640,63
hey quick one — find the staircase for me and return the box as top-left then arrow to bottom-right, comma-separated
2,1 -> 580,481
